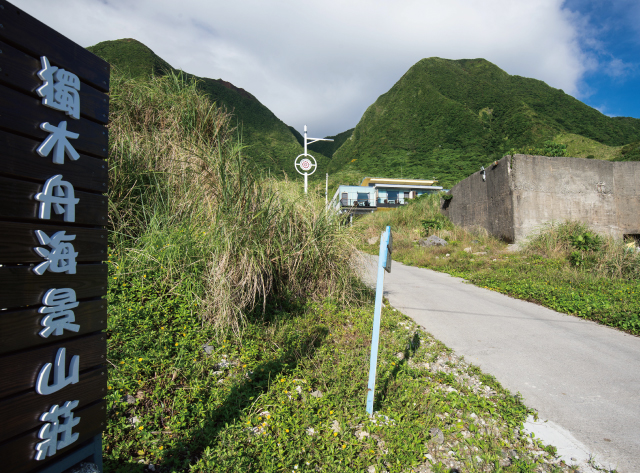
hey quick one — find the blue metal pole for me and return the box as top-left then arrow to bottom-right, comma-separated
366,228 -> 389,415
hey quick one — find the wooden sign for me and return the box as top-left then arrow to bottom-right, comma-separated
0,2 -> 109,472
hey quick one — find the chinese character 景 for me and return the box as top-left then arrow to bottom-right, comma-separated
35,175 -> 80,222
37,121 -> 80,164
36,347 -> 80,395
39,288 -> 80,337
37,56 -> 81,119
35,400 -> 80,460
33,230 -> 78,275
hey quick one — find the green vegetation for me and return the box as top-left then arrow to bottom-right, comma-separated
553,133 -> 623,160
357,196 -> 640,336
89,38 -> 330,178
612,140 -> 640,161
104,68 -> 583,472
330,58 -> 640,187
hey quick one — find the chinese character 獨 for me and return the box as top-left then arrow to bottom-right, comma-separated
33,230 -> 78,275
39,288 -> 80,338
34,400 -> 80,460
37,121 -> 80,164
36,347 -> 80,395
37,56 -> 81,119
35,175 -> 80,222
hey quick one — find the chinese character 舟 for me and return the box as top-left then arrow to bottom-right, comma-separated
37,56 -> 81,119
35,400 -> 80,460
37,121 -> 80,164
33,230 -> 78,275
35,175 -> 80,222
39,288 -> 80,337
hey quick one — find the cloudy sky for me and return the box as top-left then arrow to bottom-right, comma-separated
16,0 -> 640,138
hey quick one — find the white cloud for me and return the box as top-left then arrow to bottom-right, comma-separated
15,0 -> 599,137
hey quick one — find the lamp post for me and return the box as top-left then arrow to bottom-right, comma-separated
295,125 -> 333,194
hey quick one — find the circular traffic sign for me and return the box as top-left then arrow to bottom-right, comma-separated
294,153 -> 317,175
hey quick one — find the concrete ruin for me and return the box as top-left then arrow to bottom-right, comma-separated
440,154 -> 640,243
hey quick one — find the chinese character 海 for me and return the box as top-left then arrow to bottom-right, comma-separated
36,347 -> 80,395
35,175 -> 80,222
39,288 -> 80,338
34,400 -> 80,460
37,121 -> 80,164
33,230 -> 78,275
36,56 -> 81,120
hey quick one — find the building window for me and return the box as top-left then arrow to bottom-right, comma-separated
357,192 -> 370,206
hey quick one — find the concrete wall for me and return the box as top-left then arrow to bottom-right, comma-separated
441,155 -> 640,242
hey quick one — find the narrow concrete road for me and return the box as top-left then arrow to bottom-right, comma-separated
359,254 -> 640,473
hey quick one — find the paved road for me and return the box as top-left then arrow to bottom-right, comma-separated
360,254 -> 640,473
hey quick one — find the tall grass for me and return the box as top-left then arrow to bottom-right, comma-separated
108,70 -> 359,333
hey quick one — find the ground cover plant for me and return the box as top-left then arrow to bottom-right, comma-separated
105,68 -> 595,473
356,195 -> 640,336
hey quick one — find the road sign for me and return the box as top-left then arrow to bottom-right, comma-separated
0,2 -> 109,472
366,226 -> 392,415
295,125 -> 332,194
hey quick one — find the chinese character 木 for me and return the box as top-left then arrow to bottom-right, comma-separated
37,56 -> 81,119
35,175 -> 80,222
36,347 -> 80,395
37,121 -> 80,164
33,230 -> 78,275
34,400 -> 80,460
39,288 -> 80,337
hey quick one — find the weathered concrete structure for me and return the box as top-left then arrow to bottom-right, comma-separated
441,154 -> 640,242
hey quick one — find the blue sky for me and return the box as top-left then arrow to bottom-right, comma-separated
565,0 -> 640,118
15,0 -> 640,137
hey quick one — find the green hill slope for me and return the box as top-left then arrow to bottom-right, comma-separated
330,57 -> 640,187
89,39 -> 329,177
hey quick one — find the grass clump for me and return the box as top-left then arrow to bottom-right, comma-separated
108,70 -> 359,333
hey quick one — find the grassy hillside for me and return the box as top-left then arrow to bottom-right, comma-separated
89,38 -> 329,178
553,133 -> 623,160
330,58 -> 640,187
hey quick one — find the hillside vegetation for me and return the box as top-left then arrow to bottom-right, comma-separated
330,58 -> 640,187
90,38 -> 330,178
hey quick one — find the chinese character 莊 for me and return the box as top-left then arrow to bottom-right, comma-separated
35,175 -> 80,222
34,400 -> 80,460
36,347 -> 80,395
37,121 -> 80,164
33,230 -> 78,275
39,288 -> 80,338
37,56 -> 81,119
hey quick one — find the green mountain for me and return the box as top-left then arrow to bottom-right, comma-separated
288,127 -> 353,158
89,39 -> 329,178
329,57 -> 640,187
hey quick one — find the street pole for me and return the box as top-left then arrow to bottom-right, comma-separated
295,125 -> 333,195
325,173 -> 328,205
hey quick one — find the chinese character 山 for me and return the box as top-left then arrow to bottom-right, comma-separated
36,347 -> 80,395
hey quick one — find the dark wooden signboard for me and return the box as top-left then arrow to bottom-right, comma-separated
0,2 -> 109,472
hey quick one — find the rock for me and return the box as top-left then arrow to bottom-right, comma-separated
331,420 -> 341,433
464,247 -> 472,253
122,394 -> 135,404
213,359 -> 230,370
128,416 -> 140,425
62,463 -> 101,473
428,427 -> 444,445
202,344 -> 214,355
310,390 -> 323,398
395,352 -> 405,360
296,385 -> 302,394
418,235 -> 448,247
306,427 -> 316,436
367,236 -> 379,245
473,251 -> 487,256
445,253 -> 450,257
148,465 -> 156,472
355,428 -> 370,440
368,466 -> 376,473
